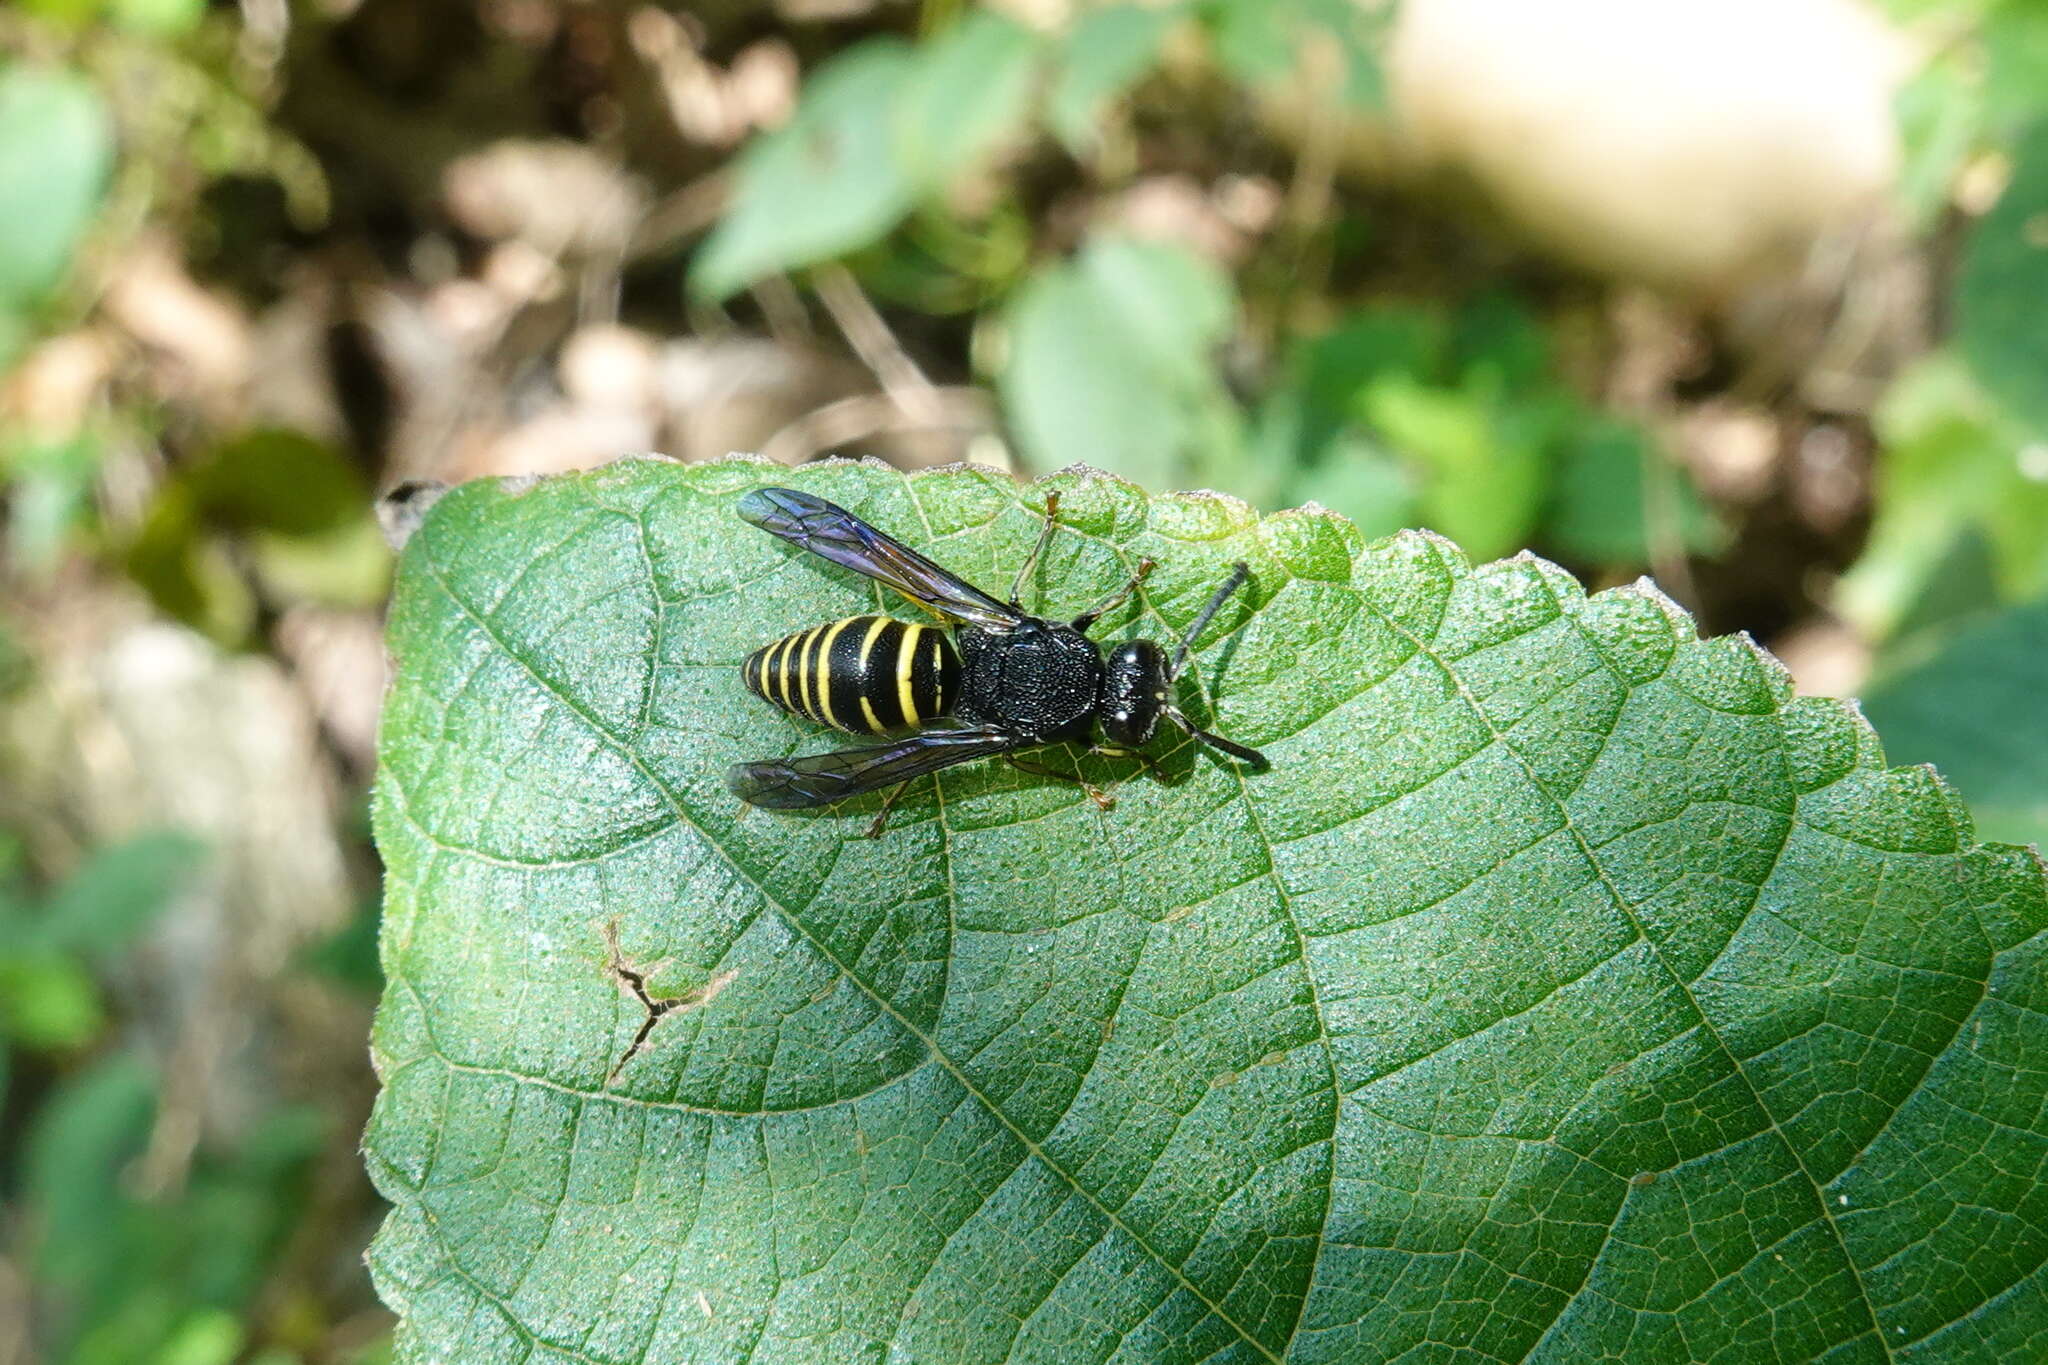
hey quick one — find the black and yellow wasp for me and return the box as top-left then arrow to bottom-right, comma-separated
728,486 -> 1266,824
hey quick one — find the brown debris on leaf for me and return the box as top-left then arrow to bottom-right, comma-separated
601,920 -> 738,1082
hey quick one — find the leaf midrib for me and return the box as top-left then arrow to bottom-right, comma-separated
892,478 -> 1352,1358
1033,506 -> 1347,1362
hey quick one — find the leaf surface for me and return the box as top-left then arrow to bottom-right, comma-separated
367,456 -> 2048,1363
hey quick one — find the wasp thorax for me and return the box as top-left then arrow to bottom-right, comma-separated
1100,639 -> 1170,746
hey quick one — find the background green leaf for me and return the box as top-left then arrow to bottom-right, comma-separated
691,16 -> 1046,303
1203,0 -> 1385,109
1983,0 -> 2048,132
186,428 -> 368,536
1957,119 -> 2048,437
38,828 -> 206,957
893,11 -> 1042,191
27,1052 -> 160,1292
1835,352 -> 2048,638
4,434 -> 104,574
1047,4 -> 1180,155
1000,237 -> 1241,486
1862,600 -> 2048,847
1540,417 -> 1723,566
688,42 -> 918,301
25,1052 -> 326,1365
0,64 -> 114,352
0,829 -> 203,1050
1359,371 -> 1549,561
107,0 -> 206,39
367,457 -> 2048,1363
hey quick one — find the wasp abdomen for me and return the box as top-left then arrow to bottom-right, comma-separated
742,615 -> 960,735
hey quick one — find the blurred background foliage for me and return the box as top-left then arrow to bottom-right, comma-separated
2,0 -> 2047,1359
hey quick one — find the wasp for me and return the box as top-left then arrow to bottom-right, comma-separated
727,486 -> 1267,827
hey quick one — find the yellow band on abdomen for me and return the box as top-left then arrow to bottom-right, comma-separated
897,623 -> 924,727
857,617 -> 890,731
774,631 -> 801,712
813,618 -> 854,728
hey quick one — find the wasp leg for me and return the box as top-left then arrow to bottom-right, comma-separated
1092,743 -> 1167,783
1073,558 -> 1155,631
1008,490 -> 1062,608
863,781 -> 909,838
1006,753 -> 1116,811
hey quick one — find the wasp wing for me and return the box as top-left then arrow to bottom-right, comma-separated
738,487 -> 1020,630
727,726 -> 1020,809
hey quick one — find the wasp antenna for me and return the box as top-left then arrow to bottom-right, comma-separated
1163,705 -> 1267,769
1168,561 -> 1252,681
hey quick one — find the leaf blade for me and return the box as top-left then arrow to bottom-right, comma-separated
366,457 -> 2048,1363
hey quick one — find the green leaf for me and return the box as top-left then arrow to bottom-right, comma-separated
151,1311 -> 244,1365
1255,308 -> 1439,520
1863,599 -> 2048,848
1957,119 -> 2048,437
1838,352 -> 2048,638
1000,237 -> 1241,486
1984,0 -> 2048,133
367,456 -> 2048,1363
251,513 -> 394,608
0,65 -> 114,311
39,828 -> 207,958
4,434 -> 103,575
299,899 -> 385,997
123,485 -> 259,644
689,42 -> 919,301
894,11 -> 1042,191
1267,297 -> 1708,570
1203,0 -> 1385,108
1047,4 -> 1181,154
121,429 -> 380,639
14,0 -> 108,24
0,310 -> 28,371
26,1053 -> 324,1362
1359,372 -> 1549,561
108,0 -> 207,38
1885,528 -> 2004,650
1448,289 -> 1554,395
26,1051 -> 158,1291
1278,435 -> 1416,542
1541,417 -> 1724,567
1893,58 -> 1984,230
1276,307 -> 1443,464
0,952 -> 105,1049
188,428 -> 369,537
